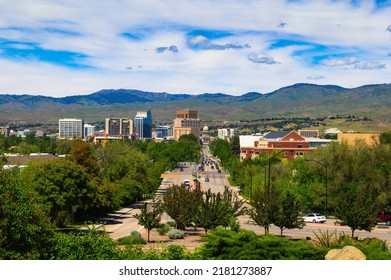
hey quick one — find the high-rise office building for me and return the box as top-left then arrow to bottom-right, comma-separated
173,109 -> 200,141
58,118 -> 84,139
105,118 -> 133,138
135,108 -> 152,140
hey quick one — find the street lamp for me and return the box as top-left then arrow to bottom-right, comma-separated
305,159 -> 328,218
267,150 -> 285,198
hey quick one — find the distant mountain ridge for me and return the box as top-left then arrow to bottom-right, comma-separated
0,88 -> 255,106
0,83 -> 390,123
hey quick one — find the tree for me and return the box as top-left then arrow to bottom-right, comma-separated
178,133 -> 199,144
67,140 -> 99,176
20,159 -> 96,226
221,186 -> 247,219
53,228 -> 122,260
335,183 -> 377,238
248,191 -> 270,234
272,191 -> 305,236
0,171 -> 55,259
162,184 -> 202,229
133,201 -> 163,242
380,131 -> 391,145
194,189 -> 233,233
54,139 -> 75,155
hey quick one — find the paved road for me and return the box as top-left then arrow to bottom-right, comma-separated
238,215 -> 391,245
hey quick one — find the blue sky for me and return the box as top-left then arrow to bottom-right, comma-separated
0,0 -> 391,96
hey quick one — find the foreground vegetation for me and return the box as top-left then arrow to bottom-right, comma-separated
1,130 -> 391,259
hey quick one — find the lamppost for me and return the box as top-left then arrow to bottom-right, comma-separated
267,150 -> 285,198
305,159 -> 328,218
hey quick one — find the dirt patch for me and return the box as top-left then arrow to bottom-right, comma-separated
139,227 -> 206,251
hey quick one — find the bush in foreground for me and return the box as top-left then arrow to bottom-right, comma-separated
195,227 -> 328,260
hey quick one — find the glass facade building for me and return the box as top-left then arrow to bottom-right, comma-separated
135,108 -> 152,140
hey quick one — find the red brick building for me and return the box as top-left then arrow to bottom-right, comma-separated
240,131 -> 316,161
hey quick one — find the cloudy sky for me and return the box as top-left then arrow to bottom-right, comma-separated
1,0 -> 391,97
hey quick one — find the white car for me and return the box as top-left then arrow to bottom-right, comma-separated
302,213 -> 326,223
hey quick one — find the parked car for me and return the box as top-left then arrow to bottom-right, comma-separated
184,179 -> 191,187
377,211 -> 391,226
302,213 -> 326,223
205,177 -> 209,182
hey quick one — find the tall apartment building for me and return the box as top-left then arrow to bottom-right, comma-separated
58,118 -> 84,139
173,109 -> 200,141
135,108 -> 152,140
0,126 -> 10,137
105,118 -> 133,138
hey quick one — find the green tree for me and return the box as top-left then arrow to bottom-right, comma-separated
54,139 -> 75,155
248,190 -> 270,233
20,159 -> 96,226
380,131 -> 391,145
15,142 -> 40,155
67,140 -> 99,176
53,228 -> 122,260
335,184 -> 377,237
133,201 -> 163,242
272,191 -> 305,236
162,184 -> 202,229
0,171 -> 55,259
194,189 -> 233,233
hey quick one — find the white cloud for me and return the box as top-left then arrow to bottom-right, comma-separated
0,0 -> 391,96
354,61 -> 386,70
321,57 -> 360,66
187,35 -> 209,47
248,53 -> 278,64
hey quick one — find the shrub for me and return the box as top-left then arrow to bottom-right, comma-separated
166,221 -> 176,227
330,236 -> 391,260
131,231 -> 141,238
168,229 -> 185,239
229,217 -> 241,233
117,235 -> 146,245
195,227 -> 327,260
312,230 -> 338,247
160,245 -> 190,260
156,223 -> 172,236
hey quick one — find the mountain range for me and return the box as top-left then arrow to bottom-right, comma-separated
0,83 -> 390,124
